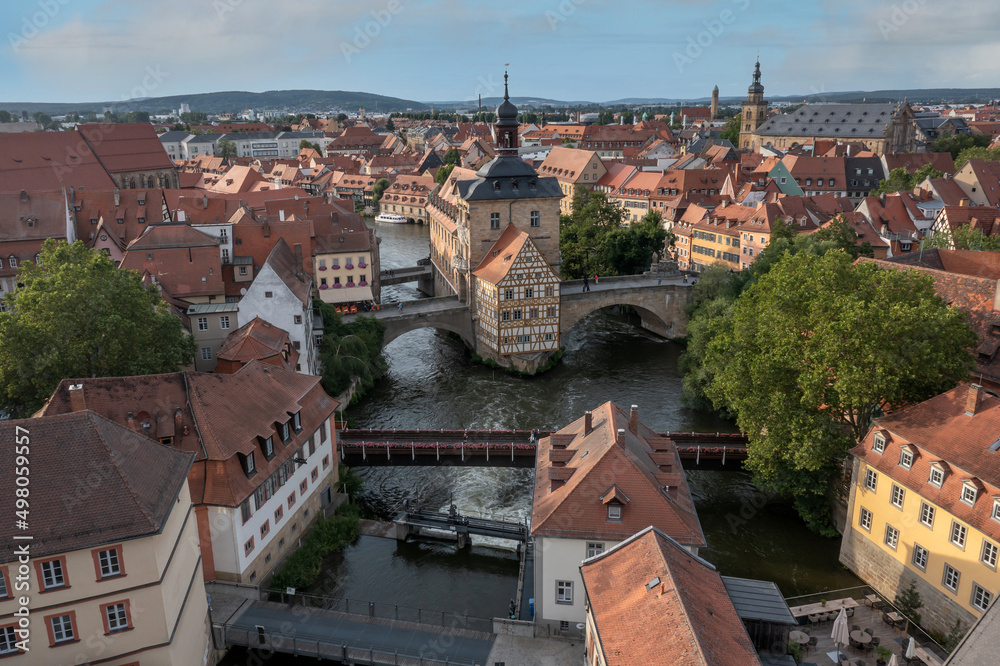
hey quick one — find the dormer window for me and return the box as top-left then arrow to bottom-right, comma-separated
292,411 -> 302,432
961,481 -> 979,506
929,463 -> 945,488
899,448 -> 914,470
260,435 -> 275,460
241,451 -> 256,476
607,505 -> 622,521
279,421 -> 291,443
992,499 -> 1000,523
872,432 -> 886,454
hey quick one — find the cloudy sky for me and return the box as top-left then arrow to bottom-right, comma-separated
2,0 -> 997,104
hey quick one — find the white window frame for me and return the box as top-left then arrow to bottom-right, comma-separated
220,315 -> 230,330
586,542 -> 604,559
873,433 -> 886,454
245,451 -> 255,474
920,502 -> 935,528
556,580 -> 573,604
105,603 -> 129,632
98,549 -> 121,577
884,524 -> 900,550
951,521 -> 968,550
0,626 -> 17,654
930,464 -> 945,487
912,543 -> 928,571
0,571 -> 7,598
972,583 -> 992,612
40,560 -> 64,589
197,317 -> 208,331
864,468 -> 878,492
981,538 -> 999,569
891,484 -> 905,509
607,505 -> 622,521
943,564 -> 960,592
962,483 -> 978,506
50,614 -> 74,643
859,507 -> 873,531
993,499 -> 1000,524
900,448 -> 914,469
201,347 -> 212,360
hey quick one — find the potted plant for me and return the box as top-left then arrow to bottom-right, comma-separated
820,598 -> 827,606
787,641 -> 803,665
875,645 -> 892,665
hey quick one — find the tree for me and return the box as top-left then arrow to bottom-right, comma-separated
336,113 -> 348,122
719,113 -> 741,144
217,137 -> 238,159
384,117 -> 395,132
314,302 -> 387,398
0,110 -> 12,123
955,145 -> 1000,170
923,223 -> 1000,252
874,164 -> 942,195
372,178 -> 390,205
0,240 -> 195,417
894,580 -> 922,625
931,133 -> 990,159
435,164 -> 455,184
443,147 -> 460,166
703,251 -> 976,530
299,139 -> 322,155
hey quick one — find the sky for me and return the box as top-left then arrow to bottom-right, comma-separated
2,0 -> 999,105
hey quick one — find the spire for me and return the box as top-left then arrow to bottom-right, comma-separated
504,69 -> 509,102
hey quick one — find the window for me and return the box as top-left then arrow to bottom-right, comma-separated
102,601 -> 131,633
943,564 -> 960,592
244,451 -> 256,475
951,521 -> 968,549
607,505 -> 622,521
220,316 -> 230,330
300,479 -> 308,494
913,544 -> 929,571
320,422 -> 327,443
513,310 -> 522,320
280,422 -> 291,442
586,542 -> 604,558
293,411 -> 301,431
0,570 -> 8,599
972,584 -> 993,612
8,258 -> 16,269
872,433 -> 886,453
525,288 -> 534,299
981,539 -> 998,569
501,311 -> 510,322
261,436 -> 274,459
241,499 -> 251,524
900,448 -> 914,469
530,210 -> 540,227
48,613 -> 75,644
884,524 -> 900,550
244,537 -> 255,556
864,468 -> 878,492
323,454 -> 330,470
265,291 -> 273,298
294,315 -> 303,325
39,559 -> 66,590
930,464 -> 945,487
201,347 -> 212,361
891,484 -> 905,509
239,266 -> 248,276
859,507 -> 873,531
260,520 -> 270,538
197,317 -> 208,331
287,492 -> 296,508
962,483 -> 978,505
556,580 -> 573,604
0,625 -> 19,654
490,212 -> 500,230
920,502 -> 935,528
993,500 -> 1000,523
95,547 -> 123,579
505,289 -> 514,300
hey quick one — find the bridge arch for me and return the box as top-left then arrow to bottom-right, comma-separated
559,284 -> 689,340
381,314 -> 475,350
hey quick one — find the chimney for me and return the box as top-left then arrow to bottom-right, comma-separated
616,428 -> 626,446
584,411 -> 592,435
203,194 -> 208,209
174,408 -> 183,436
113,188 -> 120,207
293,243 -> 304,277
127,411 -> 136,430
68,383 -> 85,412
960,198 -> 971,207
966,383 -> 983,416
629,405 -> 639,432
263,221 -> 270,238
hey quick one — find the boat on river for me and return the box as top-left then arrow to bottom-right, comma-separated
375,212 -> 408,224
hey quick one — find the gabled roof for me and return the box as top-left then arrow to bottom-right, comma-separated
580,526 -> 760,666
531,402 -> 704,546
260,237 -> 311,304
0,131 -> 117,192
0,411 -> 193,561
882,152 -> 955,176
217,316 -> 294,366
472,224 -> 532,284
126,222 -> 219,251
78,122 -> 175,173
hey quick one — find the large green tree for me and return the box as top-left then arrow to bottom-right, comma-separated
873,164 -> 942,195
702,251 -> 976,530
923,223 -> 1000,252
931,133 -> 990,159
372,178 -> 390,205
0,240 -> 195,416
217,137 -> 238,159
719,113 -> 741,144
314,301 -> 387,399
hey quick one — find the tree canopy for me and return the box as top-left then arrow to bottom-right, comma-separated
372,178 -> 390,204
931,132 -> 990,159
719,113 -> 741,144
0,240 -> 195,417
217,137 -> 237,159
559,188 -> 668,278
873,164 -> 942,195
443,147 -> 461,166
434,164 -> 455,184
699,250 -> 976,531
955,145 -> 1000,170
314,301 -> 387,399
299,139 -> 323,155
923,223 -> 1000,252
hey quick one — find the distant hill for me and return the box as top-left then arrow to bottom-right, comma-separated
0,89 -> 429,116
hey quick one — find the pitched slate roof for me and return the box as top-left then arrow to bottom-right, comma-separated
580,526 -> 761,666
754,103 -> 902,139
0,411 -> 193,561
260,237 -> 311,304
531,402 -> 705,546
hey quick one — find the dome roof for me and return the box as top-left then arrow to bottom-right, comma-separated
495,71 -> 519,126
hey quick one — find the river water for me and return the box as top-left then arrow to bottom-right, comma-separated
324,221 -> 860,620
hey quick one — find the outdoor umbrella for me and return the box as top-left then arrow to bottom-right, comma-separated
887,654 -> 899,666
831,606 -> 850,661
905,637 -> 917,660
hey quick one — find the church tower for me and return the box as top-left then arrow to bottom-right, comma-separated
493,72 -> 520,155
739,58 -> 768,150
711,85 -> 719,120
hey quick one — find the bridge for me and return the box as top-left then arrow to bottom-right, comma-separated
339,428 -> 749,471
213,594 -> 494,665
380,264 -> 433,286
394,506 -> 529,546
347,273 -> 694,350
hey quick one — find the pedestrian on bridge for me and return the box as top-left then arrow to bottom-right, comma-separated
397,302 -> 403,311
582,275 -> 590,292
657,275 -> 662,286
594,274 -> 600,285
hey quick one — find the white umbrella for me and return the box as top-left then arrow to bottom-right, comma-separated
887,654 -> 899,666
905,637 -> 917,660
831,607 -> 850,661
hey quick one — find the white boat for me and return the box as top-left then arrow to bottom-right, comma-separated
375,212 -> 408,224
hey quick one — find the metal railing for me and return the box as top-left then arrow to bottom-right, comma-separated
784,585 -> 948,661
262,589 -> 495,635
214,623 -> 478,665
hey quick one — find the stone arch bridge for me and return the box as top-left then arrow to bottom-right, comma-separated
343,275 -> 693,351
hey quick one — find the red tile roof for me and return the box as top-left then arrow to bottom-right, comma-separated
0,131 -> 117,192
78,122 -> 175,173
580,526 -> 761,666
472,224 -> 530,284
531,402 -> 704,546
0,410 -> 193,561
216,316 -> 297,373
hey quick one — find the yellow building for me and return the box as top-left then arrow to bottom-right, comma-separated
840,384 -> 1000,635
537,146 -> 607,216
473,224 -> 560,362
0,412 -> 212,665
